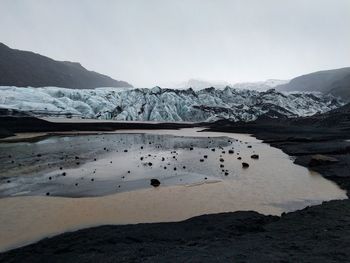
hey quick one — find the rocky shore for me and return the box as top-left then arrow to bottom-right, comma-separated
1,104 -> 350,262
206,103 -> 350,195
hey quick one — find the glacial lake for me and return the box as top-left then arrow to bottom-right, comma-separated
0,128 -> 347,251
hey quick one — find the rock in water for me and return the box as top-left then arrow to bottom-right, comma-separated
242,162 -> 249,168
251,154 -> 259,159
150,179 -> 161,187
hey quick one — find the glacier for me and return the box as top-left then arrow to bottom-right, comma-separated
0,86 -> 344,122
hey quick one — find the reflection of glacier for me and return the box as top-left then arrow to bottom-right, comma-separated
0,86 -> 343,122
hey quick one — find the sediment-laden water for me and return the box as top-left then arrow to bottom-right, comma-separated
0,128 -> 347,251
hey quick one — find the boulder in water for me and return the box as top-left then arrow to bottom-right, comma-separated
150,179 -> 160,187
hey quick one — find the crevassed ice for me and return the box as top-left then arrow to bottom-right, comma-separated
0,86 -> 344,122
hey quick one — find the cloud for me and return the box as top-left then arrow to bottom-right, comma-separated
1,0 -> 349,87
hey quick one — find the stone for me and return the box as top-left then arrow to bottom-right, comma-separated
251,154 -> 259,159
150,179 -> 160,187
242,162 -> 249,168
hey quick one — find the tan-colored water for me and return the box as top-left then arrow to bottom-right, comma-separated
0,128 -> 347,252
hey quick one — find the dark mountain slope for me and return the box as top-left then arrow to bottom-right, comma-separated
0,43 -> 132,89
277,67 -> 350,101
327,73 -> 350,101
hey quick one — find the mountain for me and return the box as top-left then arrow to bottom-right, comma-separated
276,67 -> 350,101
295,101 -> 350,128
0,43 -> 132,89
164,79 -> 289,91
231,79 -> 289,91
164,79 -> 231,90
0,86 -> 342,122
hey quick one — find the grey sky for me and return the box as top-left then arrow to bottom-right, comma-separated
0,0 -> 349,87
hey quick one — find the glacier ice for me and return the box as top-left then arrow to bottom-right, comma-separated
0,86 -> 344,122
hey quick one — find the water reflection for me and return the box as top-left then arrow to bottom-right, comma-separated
0,128 -> 347,252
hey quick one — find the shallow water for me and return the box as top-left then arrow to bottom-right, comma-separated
0,130 -> 233,197
0,128 -> 347,251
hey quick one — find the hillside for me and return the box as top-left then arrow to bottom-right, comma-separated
0,43 -> 132,89
276,67 -> 350,101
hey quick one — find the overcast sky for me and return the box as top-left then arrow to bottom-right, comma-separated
0,0 -> 349,87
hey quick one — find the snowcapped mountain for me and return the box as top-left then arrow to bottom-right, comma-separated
163,79 -> 231,90
231,79 -> 290,91
0,86 -> 343,122
163,78 -> 289,91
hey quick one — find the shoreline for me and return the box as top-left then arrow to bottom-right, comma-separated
1,116 -> 350,262
1,199 -> 350,262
